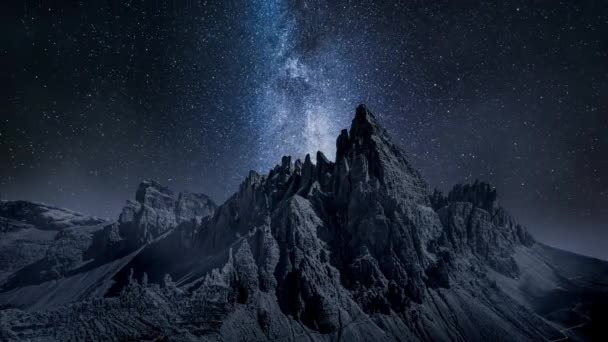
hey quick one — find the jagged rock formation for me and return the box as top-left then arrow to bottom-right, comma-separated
0,182 -> 216,309
430,181 -> 534,278
0,105 -> 606,341
88,180 -> 217,262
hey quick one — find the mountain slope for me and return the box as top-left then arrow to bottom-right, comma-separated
0,181 -> 216,310
0,105 -> 606,341
0,201 -> 106,290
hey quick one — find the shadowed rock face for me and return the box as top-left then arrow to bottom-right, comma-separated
87,180 -> 217,262
326,105 -> 441,310
0,106 -> 606,342
123,180 -> 216,246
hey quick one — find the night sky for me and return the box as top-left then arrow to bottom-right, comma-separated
1,1 -> 607,259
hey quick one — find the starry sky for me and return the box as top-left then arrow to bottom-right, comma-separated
1,1 -> 607,259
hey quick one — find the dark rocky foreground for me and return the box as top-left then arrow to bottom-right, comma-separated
0,105 -> 606,341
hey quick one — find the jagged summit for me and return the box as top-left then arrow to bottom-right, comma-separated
430,180 -> 498,212
336,104 -> 428,205
249,104 -> 427,210
0,106 -> 606,341
350,104 -> 381,140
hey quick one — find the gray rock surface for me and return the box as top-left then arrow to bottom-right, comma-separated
0,105 -> 606,341
88,180 -> 217,262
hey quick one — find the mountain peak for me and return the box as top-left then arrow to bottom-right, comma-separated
335,105 -> 428,205
350,103 -> 380,140
3,105 -> 604,342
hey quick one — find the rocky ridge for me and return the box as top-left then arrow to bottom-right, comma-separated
0,105 -> 606,341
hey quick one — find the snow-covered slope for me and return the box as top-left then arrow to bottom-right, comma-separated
0,105 -> 606,341
0,201 -> 106,289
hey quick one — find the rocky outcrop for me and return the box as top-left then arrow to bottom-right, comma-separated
89,180 -> 217,262
327,105 -> 441,311
335,105 -> 428,205
430,181 -> 535,278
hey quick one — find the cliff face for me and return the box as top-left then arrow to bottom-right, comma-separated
0,106 -> 606,341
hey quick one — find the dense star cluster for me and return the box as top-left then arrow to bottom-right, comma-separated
0,1 -> 607,258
